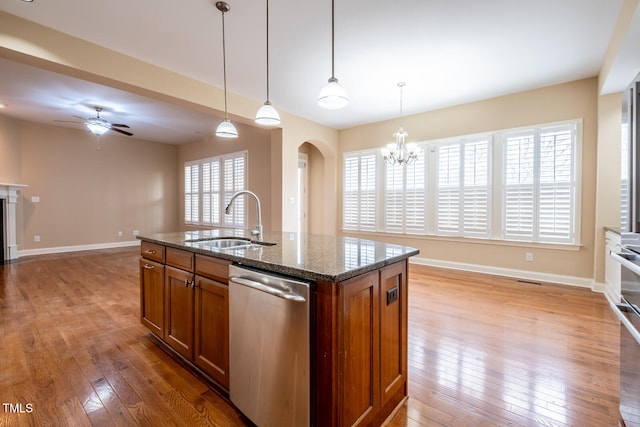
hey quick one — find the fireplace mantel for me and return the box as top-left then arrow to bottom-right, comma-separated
0,183 -> 27,260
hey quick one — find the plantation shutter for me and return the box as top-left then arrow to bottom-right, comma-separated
436,139 -> 490,237
463,140 -> 490,237
538,125 -> 574,242
184,162 -> 199,224
504,131 -> 535,240
202,158 -> 221,224
384,151 -> 426,233
343,152 -> 377,231
223,153 -> 246,227
503,124 -> 575,244
436,143 -> 461,234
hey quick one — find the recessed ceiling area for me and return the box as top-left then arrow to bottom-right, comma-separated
0,0 -> 636,145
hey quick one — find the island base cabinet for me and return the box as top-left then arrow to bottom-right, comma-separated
341,271 -> 380,427
194,275 -> 229,389
165,265 -> 195,360
317,260 -> 408,427
139,259 -> 165,337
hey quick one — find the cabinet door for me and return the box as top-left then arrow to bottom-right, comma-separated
194,275 -> 229,389
140,258 -> 165,337
380,262 -> 408,408
341,270 -> 380,427
165,266 -> 195,359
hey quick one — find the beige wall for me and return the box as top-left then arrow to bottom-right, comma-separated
177,122 -> 274,232
339,78 -> 599,279
3,117 -> 178,250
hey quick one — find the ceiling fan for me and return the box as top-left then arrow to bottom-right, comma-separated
56,107 -> 133,136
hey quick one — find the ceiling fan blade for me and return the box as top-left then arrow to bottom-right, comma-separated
54,120 -> 82,123
72,115 -> 87,121
111,128 -> 133,136
110,123 -> 130,128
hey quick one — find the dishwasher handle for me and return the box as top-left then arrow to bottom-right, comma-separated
230,276 -> 306,302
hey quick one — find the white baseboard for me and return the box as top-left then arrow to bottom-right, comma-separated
18,240 -> 140,257
409,256 -> 600,291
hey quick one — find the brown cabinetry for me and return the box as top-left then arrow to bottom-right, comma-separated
317,260 -> 408,427
139,258 -> 165,337
139,244 -> 230,389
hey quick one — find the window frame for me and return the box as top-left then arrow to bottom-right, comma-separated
341,119 -> 582,247
184,150 -> 248,227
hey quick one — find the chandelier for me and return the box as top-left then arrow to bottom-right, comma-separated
381,82 -> 420,165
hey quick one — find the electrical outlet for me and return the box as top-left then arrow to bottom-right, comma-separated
118,231 -> 123,237
386,286 -> 399,305
34,235 -> 40,242
31,196 -> 40,203
133,229 -> 139,236
525,252 -> 534,262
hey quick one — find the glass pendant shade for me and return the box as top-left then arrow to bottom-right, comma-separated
216,119 -> 238,138
318,77 -> 349,110
85,118 -> 111,136
255,101 -> 281,126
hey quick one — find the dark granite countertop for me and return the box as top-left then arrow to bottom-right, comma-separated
137,229 -> 420,282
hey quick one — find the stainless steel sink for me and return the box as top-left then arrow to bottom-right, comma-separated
184,236 -> 276,249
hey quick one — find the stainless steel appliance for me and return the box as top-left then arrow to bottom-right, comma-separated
617,72 -> 640,426
622,72 -> 640,249
228,264 -> 313,427
611,253 -> 640,426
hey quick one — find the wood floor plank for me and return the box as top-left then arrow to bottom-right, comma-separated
0,248 -> 625,426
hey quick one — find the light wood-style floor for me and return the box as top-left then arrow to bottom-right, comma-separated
0,247 -> 623,426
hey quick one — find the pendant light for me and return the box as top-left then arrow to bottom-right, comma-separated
215,1 -> 238,138
254,0 -> 281,126
381,82 -> 420,165
317,0 -> 349,110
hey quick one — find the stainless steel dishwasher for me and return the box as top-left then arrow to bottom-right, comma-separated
228,264 -> 313,427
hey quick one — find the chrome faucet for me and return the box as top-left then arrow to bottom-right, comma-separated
225,190 -> 263,240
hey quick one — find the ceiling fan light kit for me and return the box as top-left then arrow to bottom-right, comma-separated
317,0 -> 349,110
215,1 -> 238,138
86,118 -> 111,136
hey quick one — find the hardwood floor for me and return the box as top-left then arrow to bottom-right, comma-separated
0,248 -> 623,426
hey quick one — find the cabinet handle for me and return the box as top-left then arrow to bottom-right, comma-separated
185,279 -> 191,288
144,249 -> 157,254
143,264 -> 154,270
192,281 -> 199,289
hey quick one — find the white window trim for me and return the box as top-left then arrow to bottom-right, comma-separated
184,150 -> 248,227
341,119 -> 582,247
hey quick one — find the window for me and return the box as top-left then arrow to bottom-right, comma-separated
342,120 -> 581,246
343,152 -> 377,231
185,151 -> 247,227
385,152 -> 426,233
503,124 -> 576,244
436,137 -> 491,238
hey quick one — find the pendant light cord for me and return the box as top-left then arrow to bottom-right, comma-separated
221,8 -> 229,119
331,0 -> 335,79
266,0 -> 271,102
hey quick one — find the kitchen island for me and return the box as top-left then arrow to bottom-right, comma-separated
138,229 -> 419,427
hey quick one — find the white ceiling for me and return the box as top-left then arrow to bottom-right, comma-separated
0,0 -> 635,144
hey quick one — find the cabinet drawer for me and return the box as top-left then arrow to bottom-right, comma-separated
141,241 -> 165,263
167,247 -> 195,271
195,254 -> 230,283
